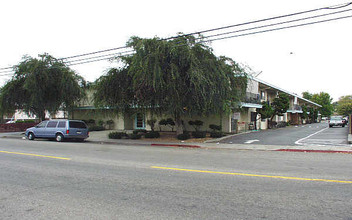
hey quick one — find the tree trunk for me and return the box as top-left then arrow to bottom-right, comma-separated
39,110 -> 46,122
175,116 -> 183,135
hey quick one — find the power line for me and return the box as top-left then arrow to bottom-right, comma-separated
58,2 -> 352,61
199,8 -> 352,42
203,14 -> 352,43
62,6 -> 352,66
60,13 -> 352,67
1,2 -> 352,72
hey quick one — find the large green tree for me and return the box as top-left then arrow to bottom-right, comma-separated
0,54 -> 85,121
94,35 -> 248,134
302,91 -> 333,117
271,93 -> 290,120
336,95 -> 352,116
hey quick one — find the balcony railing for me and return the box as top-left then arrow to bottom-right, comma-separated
292,104 -> 302,111
287,104 -> 302,112
244,92 -> 261,104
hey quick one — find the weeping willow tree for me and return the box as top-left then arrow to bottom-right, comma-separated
94,34 -> 248,134
0,54 -> 85,121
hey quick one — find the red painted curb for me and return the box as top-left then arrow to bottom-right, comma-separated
151,143 -> 201,148
276,149 -> 352,154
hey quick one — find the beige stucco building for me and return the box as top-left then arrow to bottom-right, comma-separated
70,77 -> 321,133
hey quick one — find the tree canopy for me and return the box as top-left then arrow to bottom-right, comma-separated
336,95 -> 352,116
271,93 -> 290,120
0,54 -> 85,121
302,91 -> 333,117
94,35 -> 248,133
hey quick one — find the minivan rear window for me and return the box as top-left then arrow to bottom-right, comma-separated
47,121 -> 58,128
58,121 -> 66,128
69,121 -> 87,129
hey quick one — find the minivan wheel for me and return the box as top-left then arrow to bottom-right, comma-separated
56,134 -> 64,142
28,132 -> 34,140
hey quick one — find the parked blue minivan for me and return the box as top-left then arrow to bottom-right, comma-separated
25,119 -> 89,142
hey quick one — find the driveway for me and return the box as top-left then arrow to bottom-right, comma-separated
219,122 -> 350,147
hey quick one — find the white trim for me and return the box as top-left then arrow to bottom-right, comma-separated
251,77 -> 322,108
287,110 -> 303,114
240,102 -> 263,108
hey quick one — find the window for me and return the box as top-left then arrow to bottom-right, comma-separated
261,91 -> 265,100
47,121 -> 58,128
135,113 -> 145,129
69,121 -> 87,129
36,121 -> 48,128
58,121 -> 66,128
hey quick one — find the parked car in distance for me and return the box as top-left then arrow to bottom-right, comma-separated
328,116 -> 345,128
25,119 -> 89,142
342,116 -> 348,125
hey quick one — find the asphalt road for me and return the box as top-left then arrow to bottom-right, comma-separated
220,122 -> 350,147
0,138 -> 352,219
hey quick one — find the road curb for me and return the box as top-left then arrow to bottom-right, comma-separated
151,143 -> 201,148
275,149 -> 352,154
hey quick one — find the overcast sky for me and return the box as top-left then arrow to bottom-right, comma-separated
1,0 -> 351,101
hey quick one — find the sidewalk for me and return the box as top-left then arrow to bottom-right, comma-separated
1,130 -> 351,153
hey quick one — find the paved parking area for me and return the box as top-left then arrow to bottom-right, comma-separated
220,122 -> 350,147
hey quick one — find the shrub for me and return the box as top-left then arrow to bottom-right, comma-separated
177,132 -> 191,140
87,119 -> 95,124
15,120 -> 36,123
133,129 -> 147,134
89,125 -> 105,131
144,131 -> 160,138
108,132 -> 126,139
209,124 -> 221,131
129,133 -> 142,139
189,120 -> 204,131
166,118 -> 175,131
98,120 -> 105,126
210,131 -> 224,138
191,131 -> 206,138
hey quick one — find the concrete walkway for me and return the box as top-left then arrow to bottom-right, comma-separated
1,130 -> 351,153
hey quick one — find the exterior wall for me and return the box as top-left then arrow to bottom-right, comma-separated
260,119 -> 268,130
149,113 -> 226,133
246,79 -> 259,94
71,109 -> 125,130
71,79 -> 322,133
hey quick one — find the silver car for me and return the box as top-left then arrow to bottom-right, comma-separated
328,116 -> 345,128
25,119 -> 89,142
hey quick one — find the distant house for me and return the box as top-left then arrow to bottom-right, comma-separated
236,77 -> 321,133
70,77 -> 321,133
3,110 -> 66,123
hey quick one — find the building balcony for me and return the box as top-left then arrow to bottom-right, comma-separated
287,104 -> 303,113
244,92 -> 261,104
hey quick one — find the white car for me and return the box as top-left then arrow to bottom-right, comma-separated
328,116 -> 345,128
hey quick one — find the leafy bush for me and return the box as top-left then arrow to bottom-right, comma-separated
209,124 -> 221,131
89,125 -> 105,131
191,131 -> 206,138
129,133 -> 142,139
159,118 -> 175,131
210,131 -> 224,138
189,120 -> 204,131
87,119 -> 95,124
177,132 -> 191,140
133,129 -> 147,134
15,120 -> 36,123
144,131 -> 160,138
108,132 -> 126,139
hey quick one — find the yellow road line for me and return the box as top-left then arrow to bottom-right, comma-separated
151,166 -> 352,184
0,150 -> 71,160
